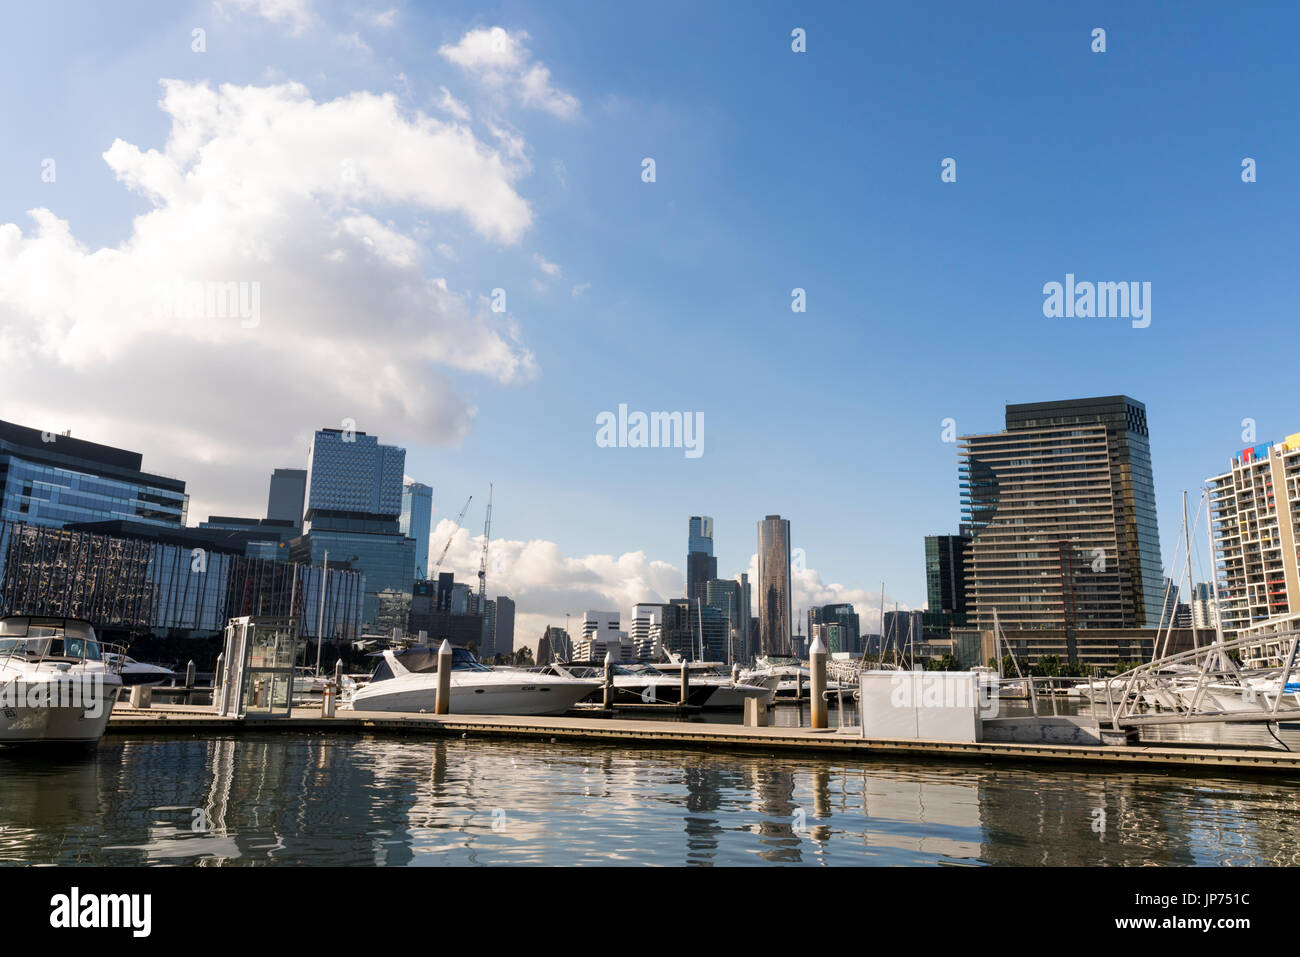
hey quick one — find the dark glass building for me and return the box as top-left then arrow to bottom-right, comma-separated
757,515 -> 792,657
0,420 -> 187,529
294,428 -> 416,627
266,468 -> 307,529
686,515 -> 717,604
923,533 -> 970,640
960,395 -> 1165,631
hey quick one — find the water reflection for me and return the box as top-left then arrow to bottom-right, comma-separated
1,733 -> 1299,866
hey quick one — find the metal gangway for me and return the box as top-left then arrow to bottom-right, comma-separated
1086,629 -> 1300,738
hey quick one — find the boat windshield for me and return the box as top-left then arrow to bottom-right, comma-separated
369,645 -> 490,681
0,636 -> 104,661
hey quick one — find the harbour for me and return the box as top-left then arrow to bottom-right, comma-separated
6,727 -> 1300,867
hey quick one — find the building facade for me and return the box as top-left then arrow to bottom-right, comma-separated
1207,434 -> 1300,633
960,396 -> 1165,633
399,481 -> 433,580
757,515 -> 792,656
0,420 -> 188,530
686,516 -> 718,604
266,468 -> 307,529
295,428 -> 416,627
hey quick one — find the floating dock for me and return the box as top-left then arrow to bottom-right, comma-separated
103,704 -> 1300,774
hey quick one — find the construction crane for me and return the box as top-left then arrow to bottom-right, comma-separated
430,495 -> 472,576
476,483 -> 493,615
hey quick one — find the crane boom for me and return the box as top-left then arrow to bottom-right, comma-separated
477,484 -> 494,613
430,495 -> 472,576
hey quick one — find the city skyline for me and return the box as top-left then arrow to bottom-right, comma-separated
2,2 -> 1297,648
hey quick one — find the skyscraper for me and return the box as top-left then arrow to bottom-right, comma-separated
960,396 -> 1164,631
494,595 -> 515,657
757,515 -> 792,657
1208,433 -> 1300,632
399,480 -> 433,579
292,427 -> 416,627
686,515 -> 717,603
923,533 -> 970,640
266,468 -> 307,529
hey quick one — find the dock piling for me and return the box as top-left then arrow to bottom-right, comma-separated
810,636 -> 828,729
603,652 -> 614,710
435,639 -> 452,715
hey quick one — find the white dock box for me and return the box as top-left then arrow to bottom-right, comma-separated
859,670 -> 982,742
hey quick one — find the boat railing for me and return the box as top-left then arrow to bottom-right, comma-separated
0,636 -> 129,676
1082,629 -> 1300,729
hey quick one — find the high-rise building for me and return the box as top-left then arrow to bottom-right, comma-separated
1208,434 -> 1300,632
925,533 -> 970,615
494,595 -> 515,657
1191,582 -> 1220,629
399,481 -> 433,580
292,428 -> 416,626
757,515 -> 792,656
266,468 -> 307,529
537,626 -> 572,665
735,573 -> 753,660
810,603 -> 861,655
576,610 -> 621,660
631,602 -> 665,659
481,598 -> 497,658
960,396 -> 1164,632
686,516 -> 718,604
882,609 -> 924,656
0,420 -> 188,530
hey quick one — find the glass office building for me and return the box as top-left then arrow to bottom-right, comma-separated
686,515 -> 717,604
298,428 -> 416,627
960,396 -> 1165,631
0,420 -> 187,530
400,481 -> 433,580
757,515 -> 792,656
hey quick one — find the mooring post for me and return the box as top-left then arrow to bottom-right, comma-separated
731,662 -> 741,684
334,657 -> 343,686
603,651 -> 614,710
680,661 -> 690,707
435,639 -> 453,715
185,660 -> 195,690
810,635 -> 828,729
213,652 -> 224,690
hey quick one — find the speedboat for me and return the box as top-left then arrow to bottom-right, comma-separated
543,660 -> 718,707
103,653 -> 174,687
650,660 -> 774,710
343,645 -> 600,716
0,616 -> 124,746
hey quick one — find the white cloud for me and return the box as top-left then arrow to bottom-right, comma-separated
216,0 -> 314,34
422,522 -> 900,655
436,85 -> 471,121
532,253 -> 561,278
362,7 -> 399,30
571,281 -> 590,298
439,27 -> 580,120
0,79 -> 540,521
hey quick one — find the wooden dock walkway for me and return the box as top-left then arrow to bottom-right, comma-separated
101,703 -> 1300,774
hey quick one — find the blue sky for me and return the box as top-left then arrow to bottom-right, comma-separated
1,0 -> 1296,634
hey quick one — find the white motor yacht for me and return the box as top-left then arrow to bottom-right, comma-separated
543,660 -> 718,707
103,653 -> 174,688
344,645 -> 600,716
0,616 -> 124,746
651,660 -> 774,710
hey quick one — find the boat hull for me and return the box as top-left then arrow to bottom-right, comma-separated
0,680 -> 119,745
348,674 -> 598,716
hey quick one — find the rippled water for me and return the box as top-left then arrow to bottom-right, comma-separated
2,728 -> 1299,866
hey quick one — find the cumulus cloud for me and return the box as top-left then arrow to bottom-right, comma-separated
439,27 -> 580,120
424,521 -> 903,654
0,79 -> 539,521
216,0 -> 315,34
